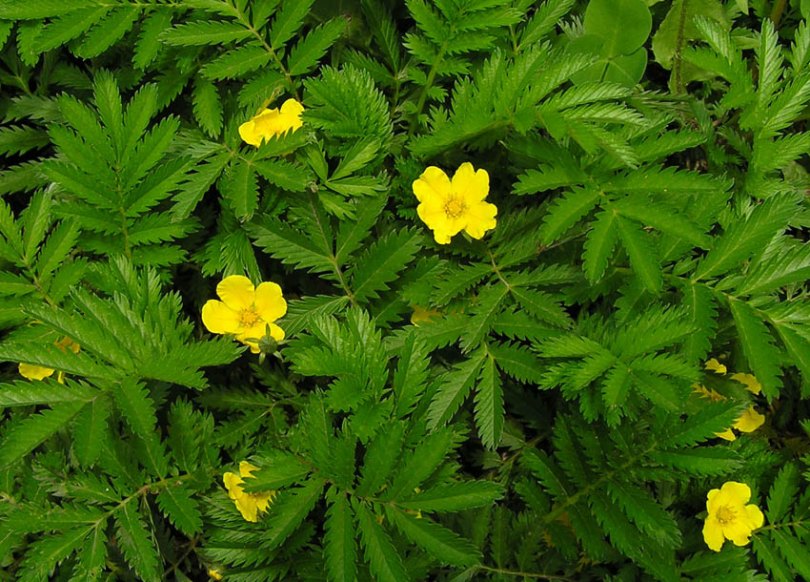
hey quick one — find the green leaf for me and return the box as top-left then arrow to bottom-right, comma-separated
398,481 -> 503,512
616,216 -> 661,292
583,209 -> 618,283
271,0 -> 316,50
388,509 -> 479,566
386,428 -> 455,500
510,287 -> 571,328
112,379 -> 167,476
161,20 -> 251,45
584,0 -> 651,56
695,195 -> 797,280
115,504 -> 161,582
729,299 -> 782,399
220,160 -> 258,219
202,43 -> 271,80
72,396 -> 111,467
324,489 -> 357,582
156,485 -> 203,536
652,447 -> 741,475
0,0 -> 88,18
539,187 -> 600,244
0,402 -> 84,466
667,400 -> 744,446
246,453 -> 311,489
335,194 -> 386,265
428,350 -> 486,430
74,6 -> 138,58
766,463 -> 800,523
351,229 -> 421,302
261,479 -> 323,550
249,219 -> 334,275
357,421 -> 406,497
474,355 -> 503,449
754,536 -> 795,582
490,342 -> 543,384
253,159 -> 311,192
0,380 -> 95,406
288,18 -> 346,76
354,500 -> 409,582
17,527 -> 88,580
614,197 -> 710,248
192,78 -> 223,138
771,530 -> 810,579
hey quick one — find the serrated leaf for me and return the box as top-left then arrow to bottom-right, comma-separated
0,402 -> 83,466
261,479 -> 323,550
156,485 -> 202,536
354,501 -> 409,582
540,187 -> 600,244
583,209 -> 618,283
386,428 -> 455,500
474,355 -> 503,449
202,43 -> 271,80
72,396 -> 111,467
220,160 -> 258,219
270,0 -> 316,50
616,216 -> 662,292
652,447 -> 741,475
729,299 -> 782,399
161,20 -> 251,46
192,78 -> 223,138
115,504 -> 160,582
428,350 -> 486,430
254,159 -> 311,192
388,509 -> 479,566
398,481 -> 503,512
351,230 -> 421,302
324,490 -> 357,582
288,18 -> 346,76
766,463 -> 799,523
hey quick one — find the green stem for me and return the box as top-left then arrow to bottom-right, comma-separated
477,564 -> 573,581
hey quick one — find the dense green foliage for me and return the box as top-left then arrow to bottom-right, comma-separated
0,0 -> 808,580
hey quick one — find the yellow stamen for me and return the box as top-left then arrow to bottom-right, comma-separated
715,506 -> 736,525
239,308 -> 261,328
443,197 -> 466,219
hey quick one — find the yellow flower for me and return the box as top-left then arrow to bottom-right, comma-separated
412,162 -> 497,244
222,461 -> 275,522
694,360 -> 765,441
18,337 -> 80,383
202,275 -> 286,353
208,569 -> 223,580
238,99 -> 304,147
703,481 -> 764,551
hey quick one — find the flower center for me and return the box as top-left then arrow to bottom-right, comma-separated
444,196 -> 467,219
716,506 -> 737,525
239,307 -> 261,328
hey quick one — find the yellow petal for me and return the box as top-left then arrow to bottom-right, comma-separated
705,358 -> 727,375
452,162 -> 490,203
234,496 -> 259,522
208,569 -> 223,581
239,461 -> 259,478
202,300 -> 241,334
236,322 -> 285,347
731,373 -> 761,395
412,166 -> 451,203
719,481 -> 751,505
743,503 -> 764,530
463,200 -> 497,239
217,275 -> 255,311
254,282 -> 287,322
55,336 -> 80,353
714,428 -> 737,441
223,472 -> 244,500
706,488 -> 721,513
733,406 -> 765,433
724,520 -> 754,547
279,98 -> 304,132
253,490 -> 275,513
18,362 -> 55,381
411,306 -> 440,326
238,119 -> 262,147
702,516 -> 725,552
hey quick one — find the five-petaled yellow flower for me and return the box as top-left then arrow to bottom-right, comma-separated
238,99 -> 304,147
223,461 -> 275,522
412,162 -> 497,244
18,337 -> 80,383
703,481 -> 764,552
202,275 -> 286,353
695,359 -> 765,441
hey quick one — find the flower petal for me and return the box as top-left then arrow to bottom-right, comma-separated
202,300 -> 241,334
463,200 -> 497,239
234,496 -> 259,522
703,516 -> 725,552
733,406 -> 765,433
705,358 -> 727,375
239,119 -> 262,147
714,428 -> 737,441
720,481 -> 752,505
725,520 -> 754,546
279,98 -> 304,132
743,503 -> 765,530
453,162 -> 489,203
255,282 -> 287,322
731,372 -> 761,395
217,275 -> 255,311
18,362 -> 55,381
413,166 -> 451,203
223,472 -> 244,500
706,488 -> 721,512
239,461 -> 259,478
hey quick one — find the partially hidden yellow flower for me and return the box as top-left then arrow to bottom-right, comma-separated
703,481 -> 764,552
410,305 -> 441,326
202,275 -> 286,354
223,461 -> 275,522
238,99 -> 304,147
412,162 -> 497,244
208,569 -> 223,580
694,360 -> 765,441
18,337 -> 80,383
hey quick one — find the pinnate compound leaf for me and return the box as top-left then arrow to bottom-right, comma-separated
156,485 -> 202,536
388,509 -> 479,566
115,504 -> 161,581
354,500 -> 409,582
324,490 -> 357,582
729,299 -> 782,399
